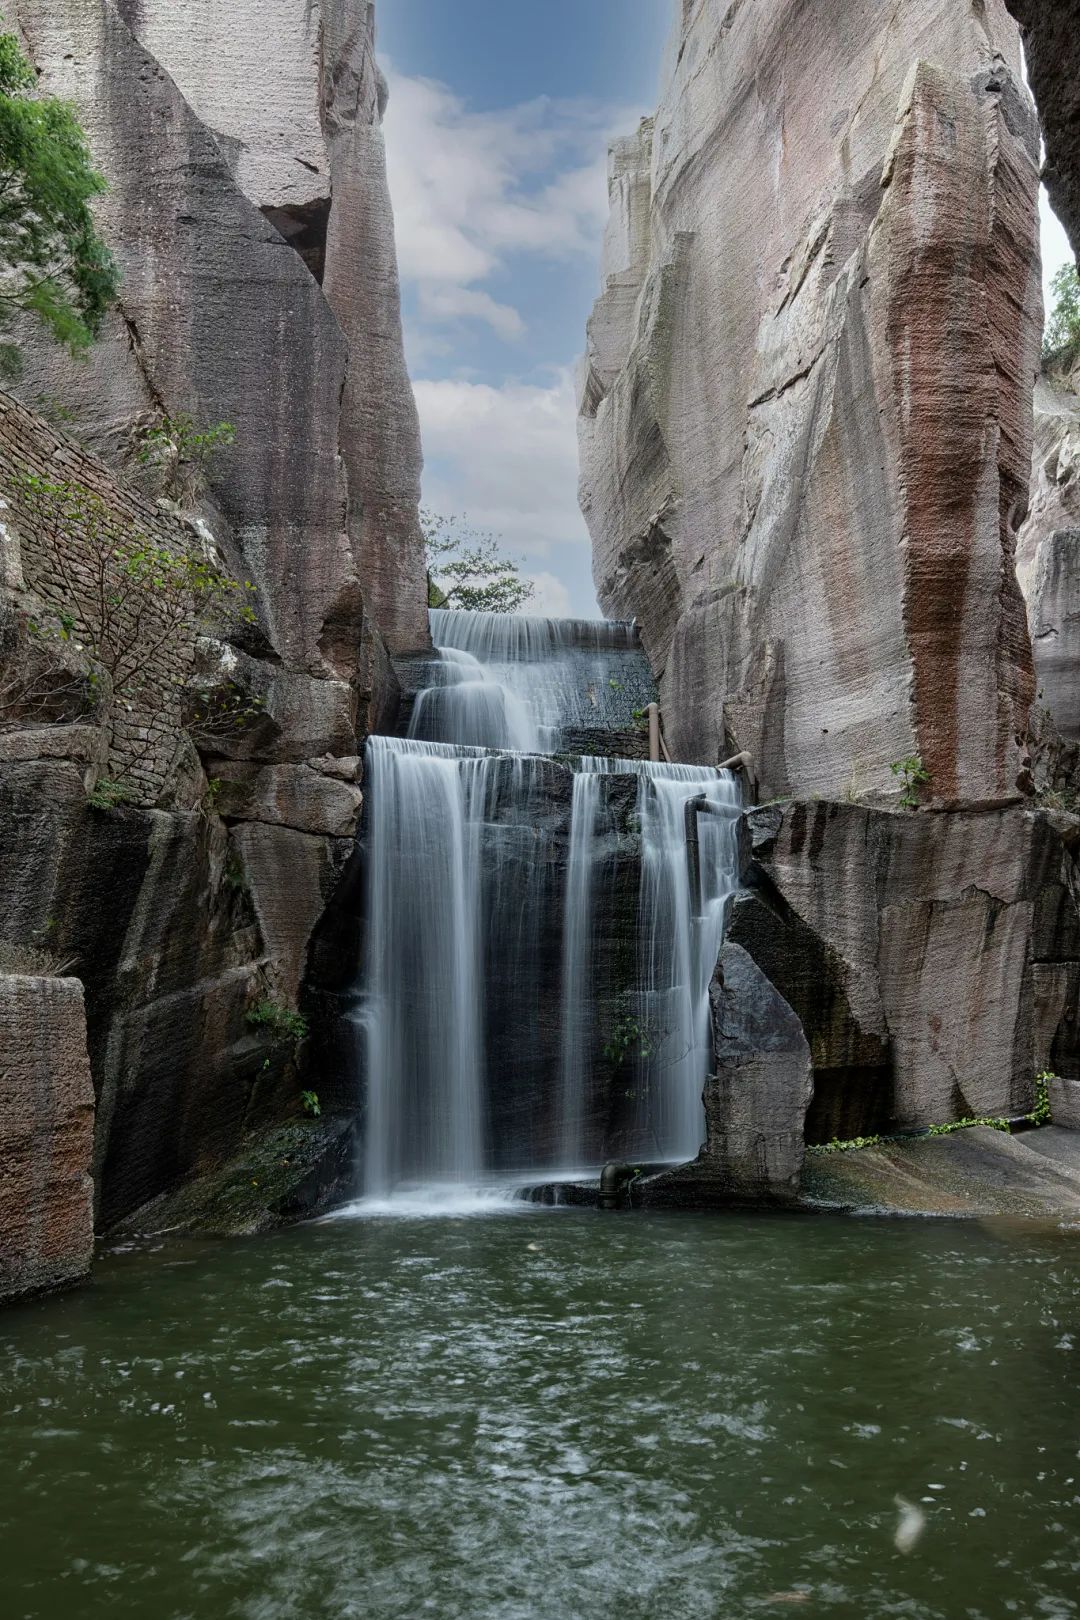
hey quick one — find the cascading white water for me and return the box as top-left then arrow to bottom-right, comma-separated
636,763 -> 743,1161
557,770 -> 602,1171
425,610 -> 655,750
555,757 -> 743,1167
355,612 -> 743,1205
361,736 -> 490,1199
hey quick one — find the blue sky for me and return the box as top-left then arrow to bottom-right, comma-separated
377,0 -> 670,617
378,0 -> 1075,619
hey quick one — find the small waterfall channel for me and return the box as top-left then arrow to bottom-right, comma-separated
354,612 -> 742,1206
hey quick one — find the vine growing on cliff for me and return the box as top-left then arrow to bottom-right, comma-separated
0,28 -> 119,377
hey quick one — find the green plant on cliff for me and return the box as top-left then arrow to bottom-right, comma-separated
604,1014 -> 655,1067
927,1115 -> 1011,1137
247,999 -> 309,1052
1043,264 -> 1080,372
0,28 -> 119,378
890,756 -> 930,809
423,510 -> 536,614
1030,1071 -> 1054,1128
137,414 -> 236,507
10,471 -> 255,786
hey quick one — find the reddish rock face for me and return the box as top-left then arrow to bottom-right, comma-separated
0,976 -> 95,1305
579,0 -> 1042,806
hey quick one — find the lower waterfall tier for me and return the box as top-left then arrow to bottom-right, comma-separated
356,738 -> 741,1199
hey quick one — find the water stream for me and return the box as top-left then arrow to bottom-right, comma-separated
356,612 -> 742,1203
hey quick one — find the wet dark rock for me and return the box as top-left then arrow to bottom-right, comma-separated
113,1117 -> 358,1237
639,945 -> 812,1206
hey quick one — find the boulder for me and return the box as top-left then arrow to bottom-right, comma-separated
1048,1076 -> 1080,1131
579,0 -> 1041,804
0,976 -> 95,1304
640,945 -> 813,1205
731,801 -> 1080,1137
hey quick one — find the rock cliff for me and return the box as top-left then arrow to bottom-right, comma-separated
1017,369 -> 1080,758
1004,1 -> 1080,262
579,0 -> 1042,804
8,0 -> 427,660
0,0 -> 423,1273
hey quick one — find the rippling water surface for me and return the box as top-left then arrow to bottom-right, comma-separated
1,1210 -> 1077,1619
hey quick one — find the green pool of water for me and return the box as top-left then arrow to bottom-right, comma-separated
1,1208 -> 1077,1619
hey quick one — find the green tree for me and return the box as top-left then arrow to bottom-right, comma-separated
1043,263 -> 1080,371
0,28 -> 119,377
423,509 -> 535,615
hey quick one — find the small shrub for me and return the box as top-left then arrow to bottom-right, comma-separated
87,777 -> 139,811
224,854 -> 248,893
604,1015 -> 654,1066
1030,1072 -> 1054,1128
890,756 -> 930,809
301,1090 -> 322,1119
808,1135 -> 886,1155
246,999 -> 309,1054
927,1115 -> 1010,1137
137,415 -> 236,506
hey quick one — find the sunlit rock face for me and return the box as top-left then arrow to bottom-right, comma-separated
8,0 -> 427,661
579,0 -> 1042,804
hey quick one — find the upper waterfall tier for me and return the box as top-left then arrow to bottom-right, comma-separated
397,610 -> 657,754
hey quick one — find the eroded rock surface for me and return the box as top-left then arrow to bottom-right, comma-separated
1005,1 -> 1080,261
732,800 -> 1080,1138
0,976 -> 94,1304
579,0 -> 1041,804
1017,372 -> 1080,753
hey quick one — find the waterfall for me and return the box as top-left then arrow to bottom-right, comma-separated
557,769 -> 602,1171
361,737 -> 490,1198
423,610 -> 656,750
556,758 -> 743,1168
354,613 -> 743,1204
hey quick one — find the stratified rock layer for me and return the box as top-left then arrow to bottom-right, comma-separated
0,976 -> 94,1304
579,0 -> 1041,804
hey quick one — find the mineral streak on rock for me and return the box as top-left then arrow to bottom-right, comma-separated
0,976 -> 95,1305
579,0 -> 1042,804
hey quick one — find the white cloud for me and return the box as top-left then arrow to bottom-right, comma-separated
383,67 -> 621,343
525,571 -> 573,617
413,372 -> 589,553
418,285 -> 525,341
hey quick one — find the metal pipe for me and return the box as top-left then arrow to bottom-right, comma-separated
647,702 -> 661,763
599,1161 -> 635,1210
